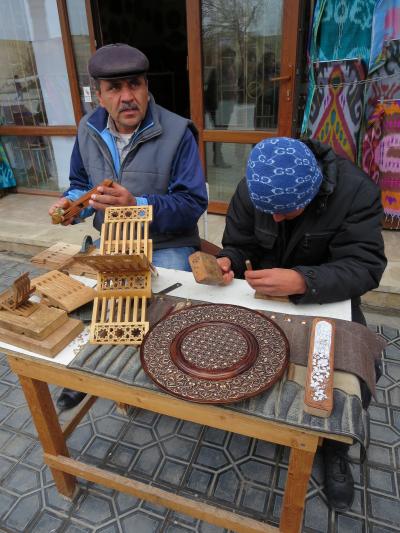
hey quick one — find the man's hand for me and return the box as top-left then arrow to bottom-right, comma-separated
216,257 -> 235,285
88,182 -> 136,210
245,268 -> 306,296
48,198 -> 74,226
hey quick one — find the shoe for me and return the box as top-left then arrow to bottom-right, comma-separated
322,442 -> 354,511
56,388 -> 86,411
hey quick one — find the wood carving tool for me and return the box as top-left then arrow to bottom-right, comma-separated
51,179 -> 113,224
246,259 -> 290,303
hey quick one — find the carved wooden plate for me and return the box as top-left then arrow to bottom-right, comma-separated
140,304 -> 289,404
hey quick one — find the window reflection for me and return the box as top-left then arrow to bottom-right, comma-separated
66,0 -> 98,114
0,0 -> 75,126
202,0 -> 282,132
206,142 -> 251,203
2,135 -> 75,191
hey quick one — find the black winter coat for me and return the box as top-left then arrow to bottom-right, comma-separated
219,141 -> 387,322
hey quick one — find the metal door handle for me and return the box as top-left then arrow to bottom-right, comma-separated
269,75 -> 291,82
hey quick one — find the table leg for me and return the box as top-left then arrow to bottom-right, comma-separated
19,375 -> 76,498
279,444 -> 317,533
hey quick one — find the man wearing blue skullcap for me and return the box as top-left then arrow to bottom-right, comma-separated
217,137 -> 387,511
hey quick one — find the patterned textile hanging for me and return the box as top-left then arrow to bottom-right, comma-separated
302,0 -> 375,138
0,142 -> 16,190
362,101 -> 400,229
304,59 -> 366,162
370,0 -> 400,72
310,0 -> 375,65
364,39 -> 400,122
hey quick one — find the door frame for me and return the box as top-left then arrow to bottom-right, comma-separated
186,0 -> 302,214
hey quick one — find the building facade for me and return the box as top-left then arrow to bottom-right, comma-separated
0,0 -> 308,213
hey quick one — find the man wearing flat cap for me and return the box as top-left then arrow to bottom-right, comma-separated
216,137 -> 387,512
50,43 -> 207,409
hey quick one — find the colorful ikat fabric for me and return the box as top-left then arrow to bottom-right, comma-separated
370,0 -> 400,72
311,0 -> 375,65
362,101 -> 400,229
364,39 -> 400,122
305,59 -> 366,162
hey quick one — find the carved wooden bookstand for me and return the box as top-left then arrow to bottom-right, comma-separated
0,272 -> 36,316
0,272 -> 83,356
89,205 -> 153,345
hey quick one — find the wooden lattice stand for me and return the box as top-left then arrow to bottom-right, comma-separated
87,205 -> 153,345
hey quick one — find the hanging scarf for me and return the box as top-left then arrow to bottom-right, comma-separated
362,101 -> 400,229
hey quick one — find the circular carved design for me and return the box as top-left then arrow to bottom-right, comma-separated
171,321 -> 258,380
140,304 -> 289,404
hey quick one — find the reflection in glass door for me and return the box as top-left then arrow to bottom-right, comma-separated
203,0 -> 283,133
187,0 -> 301,211
202,0 -> 283,204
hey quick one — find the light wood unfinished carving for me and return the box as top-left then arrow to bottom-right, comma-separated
0,304 -> 68,340
0,318 -> 83,357
31,270 -> 96,313
31,242 -> 81,271
90,205 -> 153,345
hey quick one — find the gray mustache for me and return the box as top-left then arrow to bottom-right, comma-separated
119,104 -> 139,112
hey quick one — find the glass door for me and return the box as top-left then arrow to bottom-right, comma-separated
187,0 -> 302,212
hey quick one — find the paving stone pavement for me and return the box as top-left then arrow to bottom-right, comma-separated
0,252 -> 399,532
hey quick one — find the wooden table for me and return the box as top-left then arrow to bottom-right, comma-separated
0,269 -> 353,533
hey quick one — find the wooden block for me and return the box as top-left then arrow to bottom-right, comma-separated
188,251 -> 224,285
31,270 -> 96,313
0,304 -> 68,340
31,242 -> 81,270
254,291 -> 290,303
304,318 -> 335,418
0,318 -> 84,357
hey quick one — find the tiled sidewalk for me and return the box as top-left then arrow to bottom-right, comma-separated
0,253 -> 399,532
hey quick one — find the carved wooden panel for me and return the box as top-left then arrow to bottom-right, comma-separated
31,270 -> 96,313
72,253 -> 150,273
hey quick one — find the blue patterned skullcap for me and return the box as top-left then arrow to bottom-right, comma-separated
246,137 -> 323,214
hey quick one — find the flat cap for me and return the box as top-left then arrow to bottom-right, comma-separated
88,43 -> 149,79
